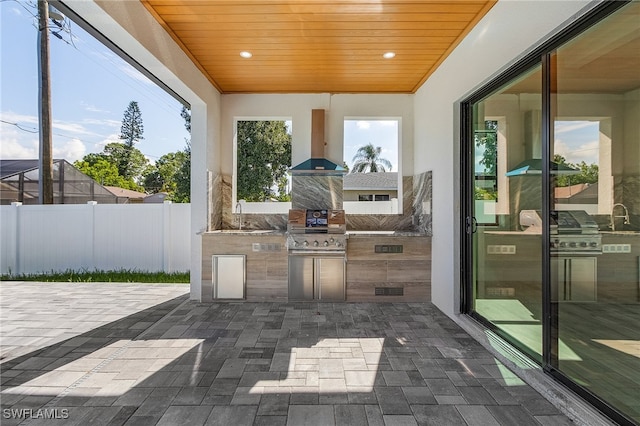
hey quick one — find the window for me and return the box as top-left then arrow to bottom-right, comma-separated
234,119 -> 292,213
343,119 -> 400,214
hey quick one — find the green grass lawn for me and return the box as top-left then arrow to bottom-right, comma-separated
0,269 -> 190,283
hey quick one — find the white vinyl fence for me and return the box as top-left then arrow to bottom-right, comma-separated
1,202 -> 190,275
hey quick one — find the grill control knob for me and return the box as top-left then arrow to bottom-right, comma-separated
323,241 -> 329,247
313,240 -> 319,247
294,241 -> 300,247
335,241 -> 342,247
559,242 -> 567,248
329,237 -> 335,243
569,242 -> 577,248
303,240 -> 309,247
580,242 -> 588,247
590,242 -> 598,248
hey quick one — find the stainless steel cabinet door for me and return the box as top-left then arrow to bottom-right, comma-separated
316,257 -> 345,301
553,257 -> 597,302
213,255 -> 245,299
288,256 -> 314,300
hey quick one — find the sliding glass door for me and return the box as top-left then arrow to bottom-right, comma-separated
470,66 -> 544,362
463,2 -> 639,424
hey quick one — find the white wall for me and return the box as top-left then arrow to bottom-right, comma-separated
73,0 -> 222,299
1,203 -> 190,275
413,0 -> 593,317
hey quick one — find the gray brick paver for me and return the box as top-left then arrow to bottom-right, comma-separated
0,287 -> 576,426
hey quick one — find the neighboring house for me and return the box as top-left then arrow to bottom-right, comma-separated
0,159 -> 119,205
343,172 -> 398,202
555,182 -> 598,205
104,186 -> 169,203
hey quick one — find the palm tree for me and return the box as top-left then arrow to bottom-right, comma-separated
351,143 -> 392,173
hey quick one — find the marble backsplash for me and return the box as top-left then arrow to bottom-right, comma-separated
209,172 -> 222,230
412,171 -> 433,235
219,174 -> 287,230
620,175 -> 640,229
291,175 -> 343,210
213,172 -> 433,235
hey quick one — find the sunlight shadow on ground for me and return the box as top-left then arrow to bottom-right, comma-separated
249,337 -> 383,394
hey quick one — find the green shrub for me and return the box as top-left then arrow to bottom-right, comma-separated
0,269 -> 189,283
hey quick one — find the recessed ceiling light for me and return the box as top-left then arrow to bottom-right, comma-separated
240,51 -> 252,58
382,52 -> 396,59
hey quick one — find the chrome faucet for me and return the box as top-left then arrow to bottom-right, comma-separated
610,203 -> 630,231
235,201 -> 243,230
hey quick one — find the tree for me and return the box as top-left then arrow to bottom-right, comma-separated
74,154 -> 142,191
237,120 -> 291,202
173,143 -> 191,203
74,143 -> 148,192
104,143 -> 149,185
172,106 -> 191,203
142,151 -> 188,195
118,101 -> 144,179
553,154 -> 598,187
351,143 -> 392,173
475,121 -> 498,176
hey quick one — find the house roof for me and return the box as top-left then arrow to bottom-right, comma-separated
104,186 -> 148,199
0,159 -> 61,179
554,183 -> 589,199
343,172 -> 398,191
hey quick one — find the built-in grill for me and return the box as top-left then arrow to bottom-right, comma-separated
550,210 -> 601,254
286,209 -> 347,301
286,209 -> 347,252
520,209 -> 602,254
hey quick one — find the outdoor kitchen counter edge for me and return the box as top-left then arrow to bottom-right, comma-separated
205,230 -> 429,236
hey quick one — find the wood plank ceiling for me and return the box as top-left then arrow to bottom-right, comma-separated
140,0 -> 496,94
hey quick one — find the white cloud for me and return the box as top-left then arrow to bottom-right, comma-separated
356,121 -> 371,130
54,139 -> 86,163
82,118 -> 121,129
555,138 -> 599,165
0,139 -> 38,159
0,120 -> 39,159
555,121 -> 598,134
118,62 -> 154,86
52,121 -> 92,136
82,102 -> 109,114
1,111 -> 38,127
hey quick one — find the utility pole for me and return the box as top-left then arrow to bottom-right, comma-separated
38,0 -> 54,204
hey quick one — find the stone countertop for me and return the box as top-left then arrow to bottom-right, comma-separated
206,230 -> 286,235
346,231 -> 429,237
205,230 -> 429,237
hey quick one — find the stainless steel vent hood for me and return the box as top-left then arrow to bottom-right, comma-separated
290,109 -> 346,174
506,159 -> 579,176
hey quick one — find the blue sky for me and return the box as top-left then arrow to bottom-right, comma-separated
0,1 -> 189,164
554,120 -> 599,165
344,120 -> 398,172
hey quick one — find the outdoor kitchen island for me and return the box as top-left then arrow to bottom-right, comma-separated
201,230 -> 431,303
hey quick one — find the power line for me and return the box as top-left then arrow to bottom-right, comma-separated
5,0 -> 183,118
0,119 -> 166,159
